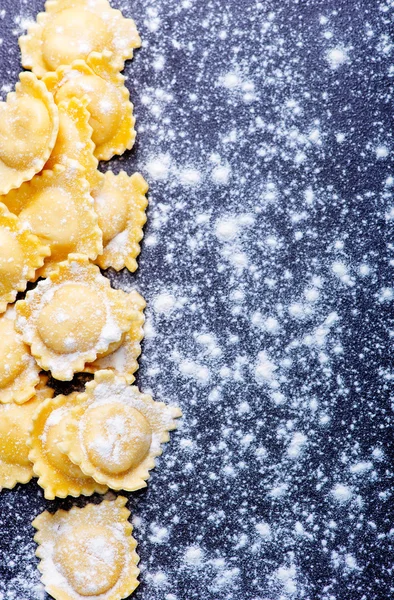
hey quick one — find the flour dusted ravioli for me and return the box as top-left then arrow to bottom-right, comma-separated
0,72 -> 58,195
0,377 -> 53,490
33,496 -> 140,600
84,290 -> 146,383
2,162 -> 102,276
0,308 -> 41,405
15,255 -> 135,381
43,51 -> 136,160
28,392 -> 108,499
94,172 -> 148,272
45,97 -> 103,194
59,370 -> 182,491
20,0 -> 141,78
0,203 -> 50,313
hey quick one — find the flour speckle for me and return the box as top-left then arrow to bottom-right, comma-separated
184,546 -> 204,567
211,164 -> 231,185
331,484 -> 353,503
326,46 -> 349,68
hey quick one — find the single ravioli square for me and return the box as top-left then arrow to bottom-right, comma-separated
33,496 -> 140,600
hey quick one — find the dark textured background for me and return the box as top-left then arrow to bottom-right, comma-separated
0,1 -> 393,599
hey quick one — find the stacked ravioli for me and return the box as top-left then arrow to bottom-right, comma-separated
0,2 -> 182,600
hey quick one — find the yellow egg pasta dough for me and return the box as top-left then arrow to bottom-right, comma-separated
28,392 -> 108,499
0,308 -> 41,405
84,290 -> 146,383
59,370 -> 182,491
0,72 -> 59,195
2,162 -> 102,277
45,96 -> 103,194
0,203 -> 50,314
33,496 -> 140,600
0,377 -> 54,490
15,255 -> 136,381
94,171 -> 148,272
43,51 -> 136,161
0,4 -> 181,595
20,0 -> 141,78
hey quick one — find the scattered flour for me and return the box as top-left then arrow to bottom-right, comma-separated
0,1 -> 391,599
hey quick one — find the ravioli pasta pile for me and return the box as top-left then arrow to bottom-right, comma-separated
0,2 -> 182,598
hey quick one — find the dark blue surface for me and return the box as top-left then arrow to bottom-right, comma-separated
0,1 -> 393,599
